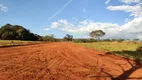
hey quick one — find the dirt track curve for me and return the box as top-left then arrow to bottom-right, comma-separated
0,42 -> 141,80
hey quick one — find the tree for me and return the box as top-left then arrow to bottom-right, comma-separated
117,38 -> 125,42
42,35 -> 56,42
0,24 -> 41,41
50,34 -> 55,38
133,39 -> 139,41
1,30 -> 17,40
0,24 -> 17,40
63,34 -> 73,41
90,30 -> 105,40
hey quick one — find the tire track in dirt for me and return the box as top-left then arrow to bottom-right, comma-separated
0,42 -> 141,80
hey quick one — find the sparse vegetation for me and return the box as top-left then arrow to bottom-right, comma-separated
77,41 -> 141,59
73,38 -> 98,43
0,40 -> 42,47
136,46 -> 142,61
42,35 -> 56,42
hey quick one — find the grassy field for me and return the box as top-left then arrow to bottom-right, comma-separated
0,40 -> 42,47
77,41 -> 142,59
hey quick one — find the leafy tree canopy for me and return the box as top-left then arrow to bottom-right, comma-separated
63,34 -> 73,41
90,30 -> 105,40
0,24 -> 41,41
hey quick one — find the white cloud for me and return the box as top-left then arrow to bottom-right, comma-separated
0,4 -> 8,12
50,19 -> 119,38
121,17 -> 142,34
107,5 -> 142,17
51,19 -> 73,29
48,0 -> 73,20
43,28 -> 50,31
105,0 -> 111,4
51,22 -> 61,28
105,0 -> 142,39
49,17 -> 142,39
120,0 -> 140,4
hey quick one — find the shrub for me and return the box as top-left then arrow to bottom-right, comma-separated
73,38 -> 97,43
136,46 -> 142,52
42,35 -> 56,42
63,34 -> 73,41
135,46 -> 142,62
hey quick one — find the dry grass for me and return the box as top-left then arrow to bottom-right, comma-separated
0,40 -> 41,47
77,41 -> 142,59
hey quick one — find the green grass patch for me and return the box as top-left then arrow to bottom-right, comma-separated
77,41 -> 141,59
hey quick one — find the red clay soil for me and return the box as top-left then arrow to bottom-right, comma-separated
0,42 -> 141,80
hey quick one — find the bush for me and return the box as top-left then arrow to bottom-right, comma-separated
63,34 -> 73,41
135,46 -> 142,62
136,46 -> 142,52
73,38 -> 97,43
102,39 -> 111,42
110,38 -> 125,42
42,35 -> 56,42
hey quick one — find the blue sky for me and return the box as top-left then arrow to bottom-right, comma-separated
0,0 -> 142,39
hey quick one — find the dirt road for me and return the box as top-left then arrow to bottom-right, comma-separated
0,42 -> 141,80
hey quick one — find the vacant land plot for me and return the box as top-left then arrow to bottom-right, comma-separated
0,42 -> 141,80
77,42 -> 141,59
0,40 -> 42,47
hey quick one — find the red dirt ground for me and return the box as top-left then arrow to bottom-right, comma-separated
0,42 -> 141,80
